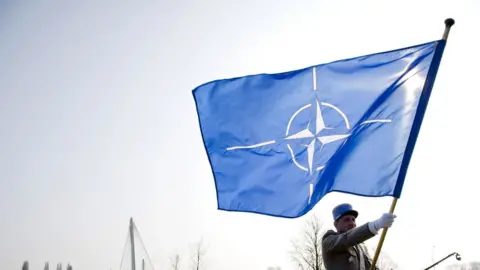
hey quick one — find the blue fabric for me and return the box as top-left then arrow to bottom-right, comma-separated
332,203 -> 358,221
193,40 -> 446,218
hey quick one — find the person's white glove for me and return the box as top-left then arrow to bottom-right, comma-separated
368,213 -> 396,234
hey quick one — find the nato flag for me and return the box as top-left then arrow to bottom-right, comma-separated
193,40 -> 446,218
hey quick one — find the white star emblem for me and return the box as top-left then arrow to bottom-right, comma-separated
225,67 -> 392,203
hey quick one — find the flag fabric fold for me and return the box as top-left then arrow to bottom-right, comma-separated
193,40 -> 445,218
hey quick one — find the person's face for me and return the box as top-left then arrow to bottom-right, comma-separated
334,214 -> 356,233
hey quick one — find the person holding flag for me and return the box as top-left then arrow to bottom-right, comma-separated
322,203 -> 396,270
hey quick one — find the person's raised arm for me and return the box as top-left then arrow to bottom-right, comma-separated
322,213 -> 396,253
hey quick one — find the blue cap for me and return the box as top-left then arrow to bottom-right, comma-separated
332,203 -> 358,221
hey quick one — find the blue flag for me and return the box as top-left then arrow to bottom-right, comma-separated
193,40 -> 446,218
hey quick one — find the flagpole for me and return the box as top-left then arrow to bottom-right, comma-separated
368,17 -> 455,270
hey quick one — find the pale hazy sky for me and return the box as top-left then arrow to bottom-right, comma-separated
1,1 -> 479,270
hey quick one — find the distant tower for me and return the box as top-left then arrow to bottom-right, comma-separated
66,264 -> 72,270
44,262 -> 50,270
22,261 -> 29,270
56,263 -> 62,270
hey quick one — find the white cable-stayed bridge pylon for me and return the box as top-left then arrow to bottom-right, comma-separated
119,218 -> 155,270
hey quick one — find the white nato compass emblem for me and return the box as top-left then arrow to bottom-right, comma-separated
225,67 -> 392,203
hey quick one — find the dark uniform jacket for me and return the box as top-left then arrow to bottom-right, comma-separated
322,223 -> 379,270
